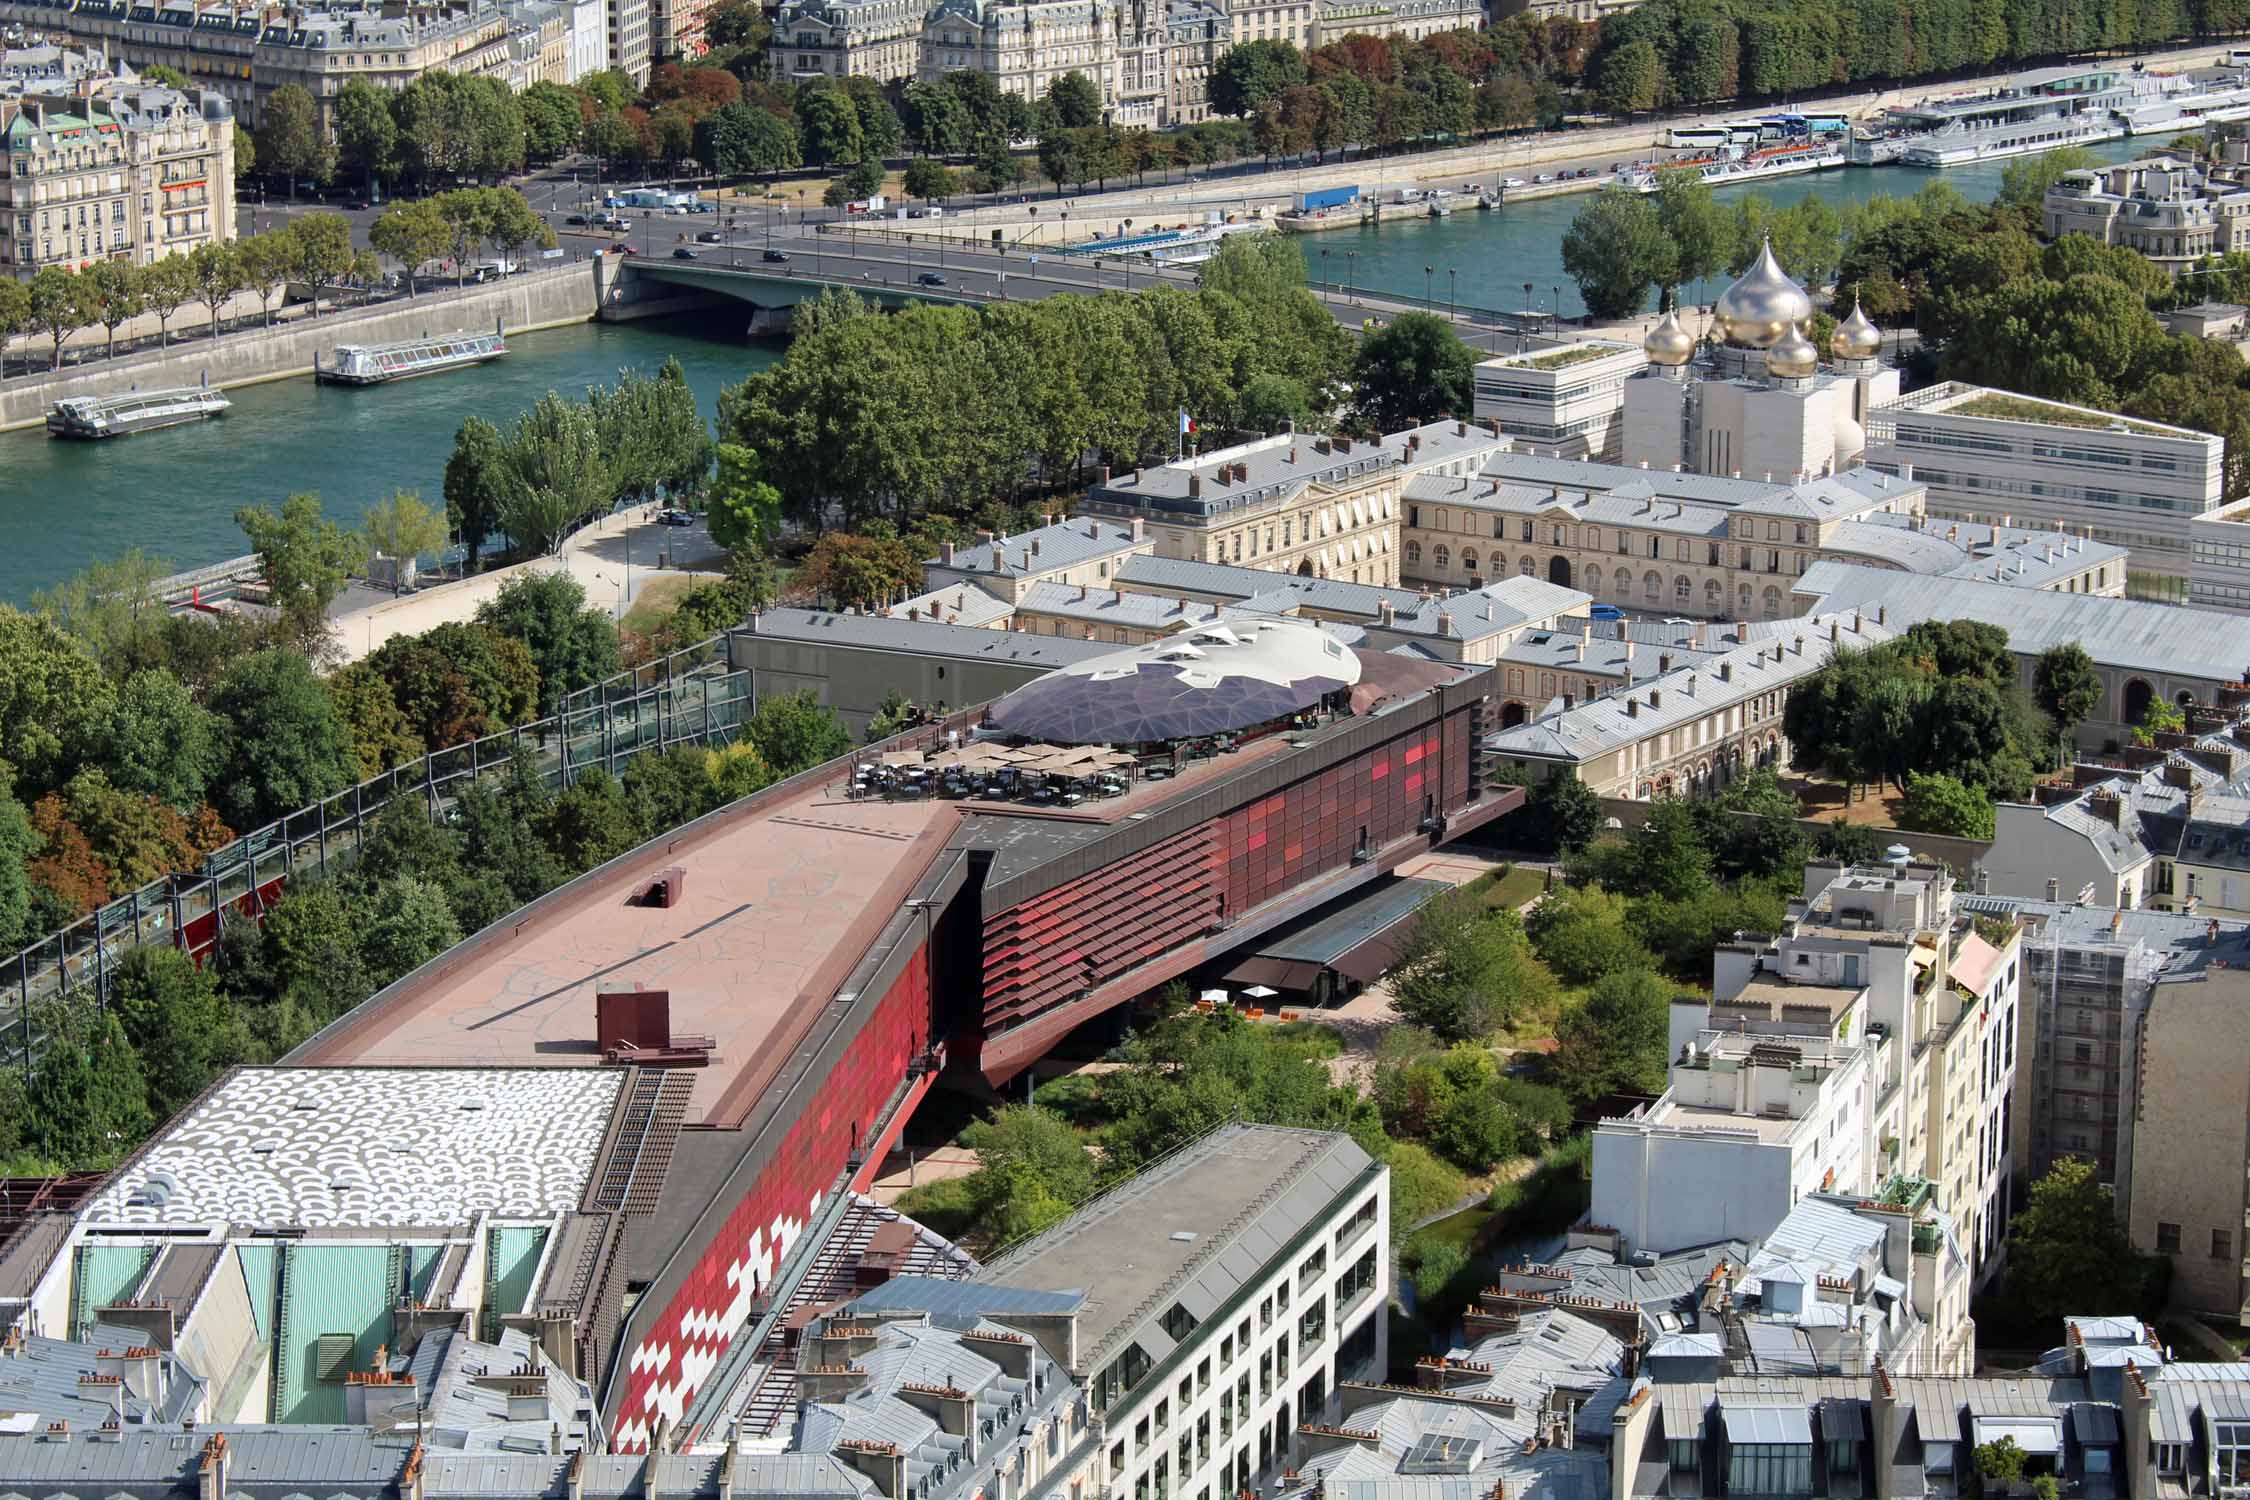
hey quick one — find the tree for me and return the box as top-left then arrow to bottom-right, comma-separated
521,80 -> 583,161
500,392 -> 612,554
541,766 -> 640,869
357,875 -> 463,987
80,260 -> 143,363
2006,1158 -> 2148,1327
30,548 -> 171,668
99,669 -> 222,810
0,606 -> 114,797
1653,167 -> 1732,296
1525,884 -> 1651,987
707,442 -> 784,555
369,198 -> 448,296
2134,694 -> 2187,746
27,1010 -> 151,1166
797,87 -> 864,167
1389,891 -> 1541,1042
1209,40 -> 1306,117
0,276 -> 28,367
334,78 -> 399,191
1550,967 -> 1671,1108
0,790 -> 40,954
902,157 -> 957,203
840,157 -> 886,198
360,489 -> 449,587
1351,312 -> 1475,430
794,530 -> 920,610
743,690 -> 851,774
208,649 -> 358,828
284,212 -> 354,314
1561,187 -> 1674,320
235,231 -> 291,327
2033,643 -> 2102,743
1522,772 -> 1600,856
185,239 -> 243,341
327,662 -> 424,778
234,492 -> 366,645
698,101 -> 801,179
1594,37 -> 1662,116
1899,771 -> 1996,839
109,946 -> 242,1122
139,253 -> 194,348
1046,70 -> 1102,128
443,415 -> 518,570
256,83 -> 333,194
958,1104 -> 1095,1243
25,266 -> 86,372
474,571 -> 622,714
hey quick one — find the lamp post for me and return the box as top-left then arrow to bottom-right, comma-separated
1319,247 -> 1330,295
1447,268 -> 1457,323
1552,284 -> 1562,331
1346,250 -> 1357,303
1520,281 -> 1532,351
1423,263 -> 1433,306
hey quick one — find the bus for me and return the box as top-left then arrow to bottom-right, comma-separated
1668,125 -> 1733,149
1802,111 -> 1853,134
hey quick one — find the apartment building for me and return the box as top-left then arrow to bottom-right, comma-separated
1864,381 -> 2230,594
1484,611 -> 1895,794
2124,923 -> 2250,1323
2043,155 -> 2250,272
980,1123 -> 1389,1500
918,0 -> 1112,109
1472,339 -> 1646,460
1082,419 -> 1505,589
0,59 -> 236,276
769,0 -> 924,80
1593,857 -> 2018,1294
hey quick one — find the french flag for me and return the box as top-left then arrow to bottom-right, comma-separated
1178,410 -> 1197,437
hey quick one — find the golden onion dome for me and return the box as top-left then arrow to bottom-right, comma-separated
1643,307 -> 1695,367
1766,320 -> 1820,380
1832,298 -> 1882,360
1715,238 -> 1814,350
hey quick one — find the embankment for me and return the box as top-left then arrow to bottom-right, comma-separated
0,260 -> 599,432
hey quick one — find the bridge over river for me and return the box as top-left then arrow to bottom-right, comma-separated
593,223 -> 1543,349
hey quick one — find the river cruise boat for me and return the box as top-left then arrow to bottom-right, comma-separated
315,328 -> 505,385
1863,64 -> 2131,166
1619,139 -> 1844,193
45,386 -> 229,439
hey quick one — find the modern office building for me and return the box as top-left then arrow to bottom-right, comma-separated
0,54 -> 235,276
1472,337 -> 1646,460
1863,381 -> 2232,595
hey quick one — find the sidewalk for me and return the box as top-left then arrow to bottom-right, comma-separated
327,506 -> 727,664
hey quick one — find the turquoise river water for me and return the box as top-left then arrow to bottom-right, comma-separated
0,137 -> 2151,603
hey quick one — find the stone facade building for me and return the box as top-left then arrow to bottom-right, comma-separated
0,55 -> 236,277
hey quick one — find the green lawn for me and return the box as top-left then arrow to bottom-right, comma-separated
1464,864 -> 1549,912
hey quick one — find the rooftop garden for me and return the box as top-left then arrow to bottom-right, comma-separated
1950,392 -> 2178,436
1520,344 -> 1617,371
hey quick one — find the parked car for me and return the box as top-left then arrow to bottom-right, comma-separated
657,509 -> 695,527
1501,176 -> 1527,188
1533,172 -> 1553,183
672,246 -> 698,259
916,271 -> 946,286
696,229 -> 724,243
762,248 -> 790,263
1589,603 -> 1625,622
565,213 -> 590,226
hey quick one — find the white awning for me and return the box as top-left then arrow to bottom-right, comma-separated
1971,1416 -> 2062,1456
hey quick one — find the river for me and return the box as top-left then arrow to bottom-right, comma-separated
0,137 -> 2153,603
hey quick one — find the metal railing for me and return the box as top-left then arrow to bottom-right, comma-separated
0,631 -> 750,1050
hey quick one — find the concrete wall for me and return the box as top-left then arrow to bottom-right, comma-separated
0,262 -> 599,432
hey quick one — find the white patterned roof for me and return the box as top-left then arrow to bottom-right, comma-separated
82,1068 -> 624,1228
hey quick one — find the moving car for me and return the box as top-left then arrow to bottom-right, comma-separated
762,248 -> 790,263
696,229 -> 724,243
657,509 -> 695,527
565,213 -> 589,225
915,271 -> 946,286
672,246 -> 698,259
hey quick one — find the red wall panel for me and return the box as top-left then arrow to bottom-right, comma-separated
610,948 -> 931,1451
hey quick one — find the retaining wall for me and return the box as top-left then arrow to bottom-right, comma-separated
0,260 -> 600,432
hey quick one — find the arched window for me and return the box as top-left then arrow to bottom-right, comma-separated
1675,575 -> 1692,601
1762,585 -> 1781,614
1643,570 -> 1662,601
1405,541 -> 1421,565
1434,545 -> 1451,572
1585,567 -> 1603,595
1462,549 -> 1479,576
1704,579 -> 1722,605
1490,554 -> 1509,577
1520,557 -> 1536,577
1739,583 -> 1753,608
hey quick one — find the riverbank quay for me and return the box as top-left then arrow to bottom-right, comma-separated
0,262 -> 599,433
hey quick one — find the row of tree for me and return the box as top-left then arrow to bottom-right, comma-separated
0,215 -> 371,371
0,685 -> 852,1172
443,357 -> 711,561
366,187 -> 556,291
715,237 -> 1350,531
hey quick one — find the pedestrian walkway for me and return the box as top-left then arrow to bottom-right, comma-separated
327,506 -> 727,664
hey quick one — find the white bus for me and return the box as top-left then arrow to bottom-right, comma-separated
1668,125 -> 1733,150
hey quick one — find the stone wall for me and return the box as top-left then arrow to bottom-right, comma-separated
0,261 -> 599,432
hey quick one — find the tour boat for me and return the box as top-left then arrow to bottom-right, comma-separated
46,386 -> 230,439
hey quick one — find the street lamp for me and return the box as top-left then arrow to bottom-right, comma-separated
1552,284 -> 1562,331
1346,250 -> 1357,303
1520,281 -> 1533,350
1319,247 -> 1330,295
1423,263 -> 1433,306
1448,268 -> 1457,323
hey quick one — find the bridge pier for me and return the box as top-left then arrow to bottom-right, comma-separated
593,252 -> 735,323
